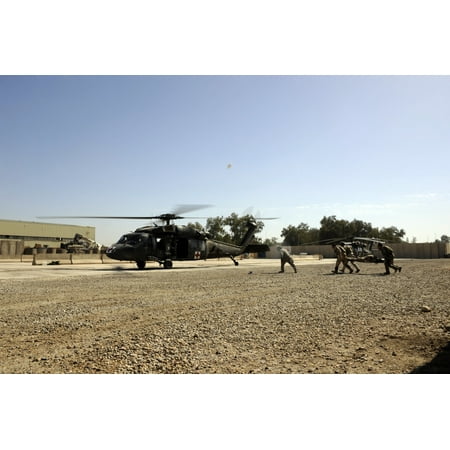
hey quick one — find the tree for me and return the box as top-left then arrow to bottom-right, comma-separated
263,237 -> 279,246
319,216 -> 348,241
302,215 -> 407,243
280,225 -> 301,246
205,213 -> 264,244
205,216 -> 229,242
280,223 -> 319,246
185,221 -> 205,232
224,213 -> 264,244
376,226 -> 405,243
347,219 -> 374,237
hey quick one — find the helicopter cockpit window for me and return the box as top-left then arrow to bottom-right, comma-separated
118,233 -> 144,245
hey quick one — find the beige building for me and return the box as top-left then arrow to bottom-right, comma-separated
0,219 -> 95,257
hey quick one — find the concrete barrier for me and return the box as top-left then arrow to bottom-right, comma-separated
268,242 -> 450,259
31,252 -> 108,265
0,240 -> 25,258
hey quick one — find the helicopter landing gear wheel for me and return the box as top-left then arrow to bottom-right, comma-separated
163,260 -> 173,269
136,260 -> 146,270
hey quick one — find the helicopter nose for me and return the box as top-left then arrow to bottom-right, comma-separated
106,244 -> 135,261
106,245 -> 121,260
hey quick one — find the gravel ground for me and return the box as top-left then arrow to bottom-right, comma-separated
1,258 -> 449,374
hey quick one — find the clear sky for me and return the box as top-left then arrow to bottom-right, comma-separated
1,75 -> 450,245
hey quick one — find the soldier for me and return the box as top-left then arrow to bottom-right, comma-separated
331,243 -> 353,274
277,246 -> 297,273
342,242 -> 360,273
377,243 -> 402,275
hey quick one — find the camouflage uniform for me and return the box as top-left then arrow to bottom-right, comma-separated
331,244 -> 353,274
378,243 -> 402,275
343,244 -> 360,273
278,247 -> 297,273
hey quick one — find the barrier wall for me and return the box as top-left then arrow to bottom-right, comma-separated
0,240 -> 25,258
267,242 -> 450,259
30,252 -> 108,265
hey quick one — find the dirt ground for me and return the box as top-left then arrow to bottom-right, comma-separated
0,257 -> 449,374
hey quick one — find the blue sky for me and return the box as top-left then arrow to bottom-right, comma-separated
1,75 -> 449,244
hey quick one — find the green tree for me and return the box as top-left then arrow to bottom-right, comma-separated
377,226 -> 405,243
280,225 -> 300,246
205,216 -> 229,242
319,216 -> 348,241
315,216 -> 406,243
224,213 -> 264,244
280,223 -> 319,245
263,237 -> 280,246
185,221 -> 205,232
347,219 -> 374,237
206,213 -> 264,244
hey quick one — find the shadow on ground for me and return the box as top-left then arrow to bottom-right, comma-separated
411,341 -> 450,374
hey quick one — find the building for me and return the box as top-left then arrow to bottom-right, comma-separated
0,219 -> 95,258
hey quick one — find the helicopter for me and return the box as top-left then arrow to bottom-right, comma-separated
329,236 -> 385,263
301,235 -> 386,263
39,206 -> 271,269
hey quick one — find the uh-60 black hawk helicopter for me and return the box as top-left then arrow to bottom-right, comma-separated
40,206 -> 272,270
321,236 -> 386,263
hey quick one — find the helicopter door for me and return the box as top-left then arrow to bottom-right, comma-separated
176,238 -> 189,259
189,239 -> 206,259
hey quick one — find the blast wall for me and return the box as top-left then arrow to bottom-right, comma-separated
267,242 -> 450,259
0,240 -> 25,258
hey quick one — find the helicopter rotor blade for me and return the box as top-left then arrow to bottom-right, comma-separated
38,204 -> 214,222
38,216 -> 162,220
37,215 -> 213,225
172,204 -> 213,216
240,206 -> 278,221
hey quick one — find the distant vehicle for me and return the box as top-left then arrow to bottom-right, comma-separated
61,233 -> 105,254
40,206 -> 272,269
